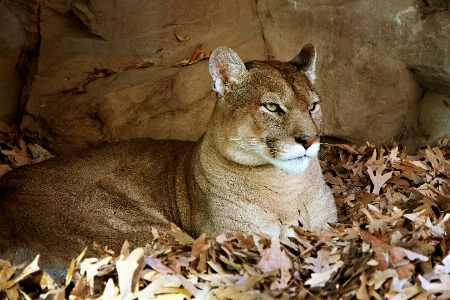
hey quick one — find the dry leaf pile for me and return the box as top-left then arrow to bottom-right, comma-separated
0,121 -> 28,176
0,121 -> 53,177
1,139 -> 450,299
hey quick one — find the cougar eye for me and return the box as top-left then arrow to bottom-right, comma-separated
263,103 -> 282,113
308,102 -> 319,112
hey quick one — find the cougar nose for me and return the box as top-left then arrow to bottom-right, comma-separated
295,135 -> 318,149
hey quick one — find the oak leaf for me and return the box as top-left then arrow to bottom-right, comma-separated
367,164 -> 393,194
367,269 -> 397,290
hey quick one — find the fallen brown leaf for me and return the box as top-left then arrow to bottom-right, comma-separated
168,43 -> 212,68
175,33 -> 190,42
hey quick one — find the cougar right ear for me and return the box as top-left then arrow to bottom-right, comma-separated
209,46 -> 248,96
288,43 -> 317,84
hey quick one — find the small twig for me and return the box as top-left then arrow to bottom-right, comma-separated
300,240 -> 324,257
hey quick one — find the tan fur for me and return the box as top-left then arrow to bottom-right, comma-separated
0,44 -> 337,277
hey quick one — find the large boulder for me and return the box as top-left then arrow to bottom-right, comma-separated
258,0 -> 450,149
19,0 -> 267,154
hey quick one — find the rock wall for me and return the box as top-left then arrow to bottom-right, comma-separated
0,3 -> 25,124
1,0 -> 449,154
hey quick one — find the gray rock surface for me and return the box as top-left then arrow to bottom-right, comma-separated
419,91 -> 450,144
0,0 -> 449,153
258,0 -> 449,149
0,5 -> 25,124
17,0 -> 267,154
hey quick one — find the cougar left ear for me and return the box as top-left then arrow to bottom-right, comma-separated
209,46 -> 248,96
288,43 -> 317,84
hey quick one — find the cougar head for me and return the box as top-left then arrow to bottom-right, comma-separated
208,44 -> 323,174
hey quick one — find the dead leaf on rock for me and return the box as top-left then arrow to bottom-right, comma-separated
123,60 -> 154,71
168,43 -> 211,68
67,60 -> 154,95
175,33 -> 190,42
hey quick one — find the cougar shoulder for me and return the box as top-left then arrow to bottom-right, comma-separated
0,44 -> 337,277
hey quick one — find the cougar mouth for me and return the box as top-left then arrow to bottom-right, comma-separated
279,155 -> 308,161
220,137 -> 318,173
267,141 -> 319,174
269,155 -> 312,174
271,142 -> 319,160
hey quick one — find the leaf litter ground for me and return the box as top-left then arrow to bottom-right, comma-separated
1,135 -> 450,299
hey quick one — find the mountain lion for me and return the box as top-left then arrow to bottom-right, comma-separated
0,44 -> 337,276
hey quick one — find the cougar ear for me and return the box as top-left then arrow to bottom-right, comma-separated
288,43 -> 317,84
209,46 -> 248,96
